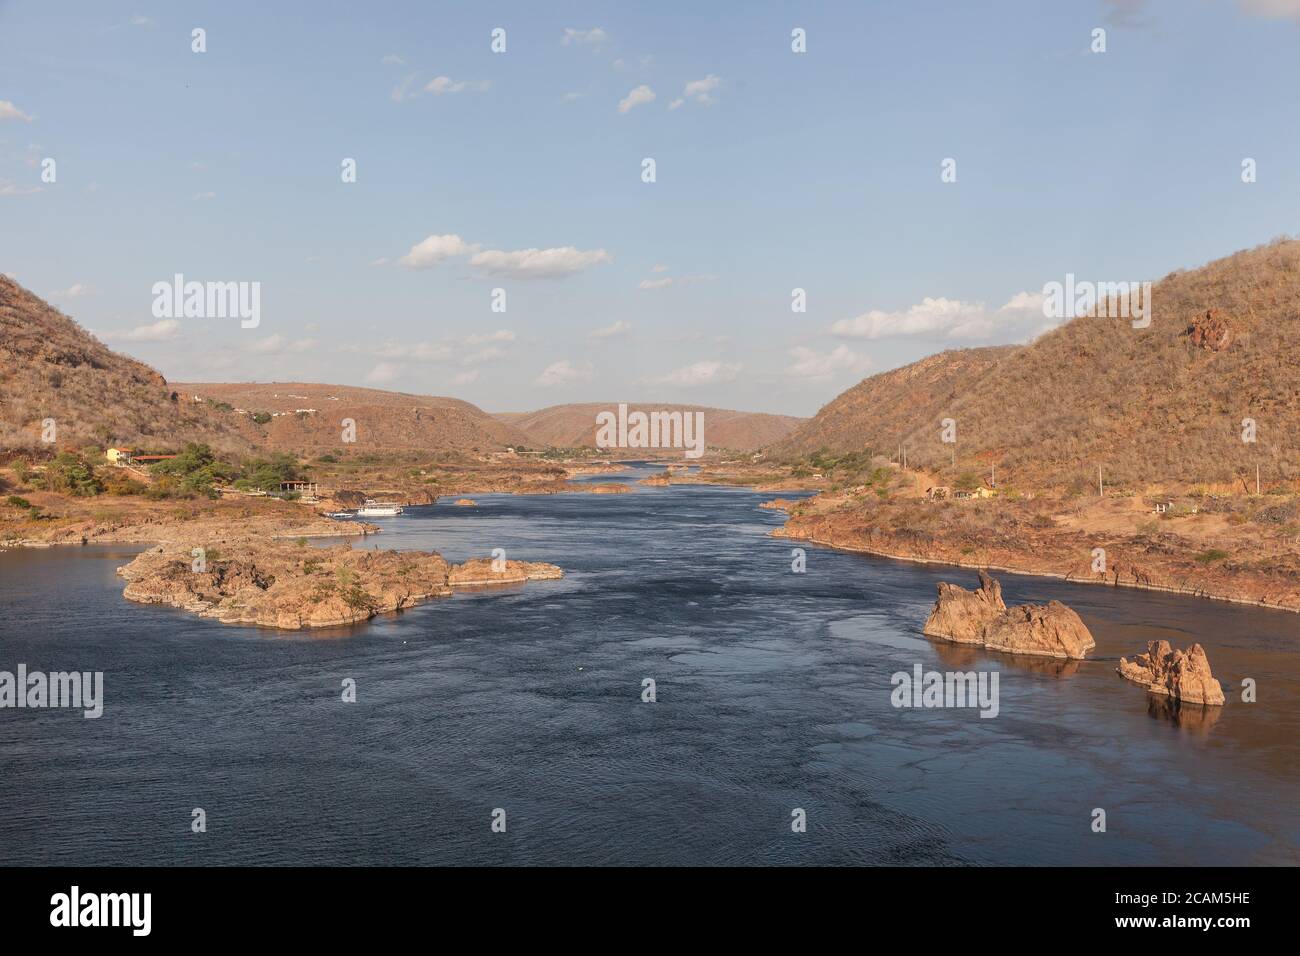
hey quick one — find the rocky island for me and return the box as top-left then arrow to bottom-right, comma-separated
922,571 -> 1096,659
117,540 -> 563,630
1117,640 -> 1226,706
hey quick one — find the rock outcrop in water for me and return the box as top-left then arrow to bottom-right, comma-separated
118,540 -> 562,629
447,557 -> 565,587
1117,640 -> 1226,705
923,570 -> 1007,643
923,571 -> 1096,659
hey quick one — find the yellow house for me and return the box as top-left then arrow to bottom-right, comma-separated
106,447 -> 133,465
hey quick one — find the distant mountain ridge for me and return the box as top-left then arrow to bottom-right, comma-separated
173,382 -> 532,453
498,402 -> 805,451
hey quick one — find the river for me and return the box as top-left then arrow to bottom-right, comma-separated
1,465 -> 1296,864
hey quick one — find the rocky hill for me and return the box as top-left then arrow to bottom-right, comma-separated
773,238 -> 1300,490
498,403 -> 804,451
771,346 -> 1014,458
0,275 -> 255,455
174,382 -> 532,454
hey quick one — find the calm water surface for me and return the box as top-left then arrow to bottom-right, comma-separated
1,466 -> 1297,865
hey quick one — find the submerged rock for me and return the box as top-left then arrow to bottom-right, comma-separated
1117,640 -> 1225,705
923,571 -> 1095,659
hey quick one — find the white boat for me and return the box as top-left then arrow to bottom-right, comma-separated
356,499 -> 403,517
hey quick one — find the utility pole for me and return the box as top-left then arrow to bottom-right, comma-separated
991,463 -> 996,488
1098,465 -> 1104,497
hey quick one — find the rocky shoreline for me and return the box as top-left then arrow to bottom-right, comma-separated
771,507 -> 1300,614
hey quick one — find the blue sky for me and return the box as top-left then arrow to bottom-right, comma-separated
2,0 -> 1299,415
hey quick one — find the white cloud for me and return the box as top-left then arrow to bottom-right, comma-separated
534,359 -> 593,387
102,319 -> 179,342
399,234 -> 477,269
830,292 -> 1043,341
451,369 -> 479,386
678,74 -> 721,107
0,181 -> 42,197
51,283 -> 90,298
245,334 -> 318,355
365,362 -> 402,385
130,15 -> 154,27
462,346 -> 506,366
425,75 -> 489,95
562,27 -> 609,47
784,345 -> 871,381
349,340 -> 453,362
618,85 -> 656,113
589,320 -> 631,339
397,233 -> 609,279
464,329 -> 515,345
645,360 -> 741,387
192,191 -> 216,201
638,273 -> 716,290
381,54 -> 405,65
651,263 -> 669,273
0,101 -> 33,122
470,245 -> 611,279
370,257 -> 389,266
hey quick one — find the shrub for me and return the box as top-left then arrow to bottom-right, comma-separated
41,452 -> 103,496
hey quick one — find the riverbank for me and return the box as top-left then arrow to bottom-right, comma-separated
769,492 -> 1300,613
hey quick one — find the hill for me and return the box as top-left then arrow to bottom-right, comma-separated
771,238 -> 1300,491
770,346 -> 1015,458
0,275 -> 255,455
498,403 -> 805,451
175,382 -> 531,454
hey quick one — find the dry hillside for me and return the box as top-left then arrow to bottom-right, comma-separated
0,275 -> 255,455
177,382 -> 531,454
771,346 -> 1014,457
498,403 -> 804,451
774,238 -> 1300,491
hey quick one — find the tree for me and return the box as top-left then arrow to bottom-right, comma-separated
150,443 -> 234,497
43,452 -> 103,496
